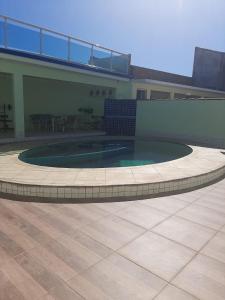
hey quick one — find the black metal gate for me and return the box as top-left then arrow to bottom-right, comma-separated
104,99 -> 137,136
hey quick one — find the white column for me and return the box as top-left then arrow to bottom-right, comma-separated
170,91 -> 175,100
13,73 -> 25,139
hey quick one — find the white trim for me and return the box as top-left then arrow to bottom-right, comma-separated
0,52 -> 130,82
133,78 -> 225,95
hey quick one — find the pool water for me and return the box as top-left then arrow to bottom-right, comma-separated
19,139 -> 192,168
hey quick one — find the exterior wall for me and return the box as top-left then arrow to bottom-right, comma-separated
23,76 -> 114,132
1,52 -> 225,142
136,100 -> 225,147
115,81 -> 132,99
131,81 -> 176,99
193,47 -> 225,91
0,53 -> 131,138
131,81 -> 225,100
0,73 -> 14,130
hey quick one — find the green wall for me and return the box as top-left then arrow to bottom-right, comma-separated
0,73 -> 14,129
136,100 -> 225,146
0,56 -> 131,136
23,76 -> 115,132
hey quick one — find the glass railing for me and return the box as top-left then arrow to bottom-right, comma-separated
0,17 -> 4,47
0,15 -> 131,75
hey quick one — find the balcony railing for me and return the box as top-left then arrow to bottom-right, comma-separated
0,15 -> 131,75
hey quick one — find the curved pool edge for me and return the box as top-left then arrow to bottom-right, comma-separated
0,165 -> 225,202
18,138 -> 193,168
0,144 -> 225,201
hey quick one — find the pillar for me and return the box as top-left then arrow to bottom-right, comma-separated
170,91 -> 175,100
13,73 -> 25,139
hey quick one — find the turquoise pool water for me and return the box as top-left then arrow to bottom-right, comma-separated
19,139 -> 192,168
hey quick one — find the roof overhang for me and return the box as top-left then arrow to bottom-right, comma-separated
0,49 -> 130,82
132,78 -> 225,95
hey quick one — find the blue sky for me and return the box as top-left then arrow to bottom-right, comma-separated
0,0 -> 225,76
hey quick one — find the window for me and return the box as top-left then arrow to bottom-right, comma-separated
136,89 -> 147,100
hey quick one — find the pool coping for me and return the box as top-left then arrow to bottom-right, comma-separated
0,137 -> 225,200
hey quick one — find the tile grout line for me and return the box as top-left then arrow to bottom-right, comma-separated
163,209 -> 225,298
151,209 -> 225,300
151,282 -> 202,300
108,187 -> 204,232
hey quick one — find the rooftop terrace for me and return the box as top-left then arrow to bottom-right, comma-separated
0,15 -> 131,76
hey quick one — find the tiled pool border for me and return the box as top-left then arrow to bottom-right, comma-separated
0,140 -> 225,201
0,165 -> 225,201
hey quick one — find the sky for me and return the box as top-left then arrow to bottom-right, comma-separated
0,0 -> 225,76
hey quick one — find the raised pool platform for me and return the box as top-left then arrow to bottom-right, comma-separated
0,137 -> 225,201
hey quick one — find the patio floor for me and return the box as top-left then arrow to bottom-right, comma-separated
0,179 -> 225,300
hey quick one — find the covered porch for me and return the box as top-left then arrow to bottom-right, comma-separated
0,72 -> 115,141
0,58 -> 131,142
23,76 -> 115,137
0,72 -> 14,139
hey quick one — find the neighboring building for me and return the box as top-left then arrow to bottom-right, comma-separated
0,15 -> 225,141
193,47 -> 225,91
131,48 -> 225,100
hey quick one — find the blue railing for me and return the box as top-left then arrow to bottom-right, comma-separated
0,15 -> 131,75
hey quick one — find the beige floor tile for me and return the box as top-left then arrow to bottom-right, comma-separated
92,201 -> 132,213
212,189 -> 225,197
27,244 -> 78,282
37,293 -> 57,300
105,171 -> 135,184
76,173 -> 106,182
173,191 -> 201,203
68,253 -> 166,300
131,166 -> 159,174
221,225 -> 225,233
196,196 -> 225,214
0,161 -> 225,300
115,203 -> 169,229
0,245 -> 16,267
152,216 -> 216,251
155,284 -> 198,300
48,281 -> 84,300
0,269 -> 27,300
44,174 -> 78,185
133,173 -> 163,183
67,229 -> 113,259
177,204 -> 225,230
80,215 -> 145,250
201,232 -> 225,263
173,254 -> 225,300
141,196 -> 189,214
55,232 -> 112,269
203,189 -> 225,199
0,218 -> 40,252
105,178 -> 136,184
119,232 -> 195,281
0,258 -> 47,300
0,201 -> 62,241
33,202 -> 108,230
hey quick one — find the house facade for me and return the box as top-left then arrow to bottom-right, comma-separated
0,15 -> 225,142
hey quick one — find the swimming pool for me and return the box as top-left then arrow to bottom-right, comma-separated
19,139 -> 192,168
